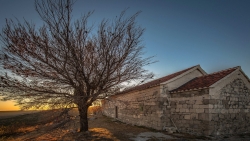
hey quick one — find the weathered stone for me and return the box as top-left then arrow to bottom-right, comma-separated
196,109 -> 204,113
102,75 -> 250,136
180,109 -> 186,113
179,101 -> 185,104
202,99 -> 209,105
184,115 -> 191,119
198,113 -> 209,120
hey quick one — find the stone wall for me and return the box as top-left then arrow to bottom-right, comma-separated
170,89 -> 210,135
170,78 -> 250,136
102,86 -> 170,130
102,77 -> 250,136
207,78 -> 250,135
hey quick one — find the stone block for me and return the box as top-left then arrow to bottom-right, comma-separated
204,129 -> 213,136
218,104 -> 224,108
170,101 -> 177,106
195,100 -> 203,105
176,104 -> 182,108
193,105 -> 200,109
222,100 -> 229,105
202,99 -> 209,105
229,109 -> 234,113
230,113 -> 236,119
144,102 -> 157,105
190,113 -> 198,119
190,109 -> 196,113
179,101 -> 185,104
184,115 -> 191,119
208,104 -> 214,109
219,114 -> 224,118
187,104 -> 193,108
212,114 -> 219,121
172,114 -> 179,119
191,100 -> 196,104
180,108 -> 186,113
204,108 -> 209,113
175,108 -> 180,112
198,113 -> 209,120
179,115 -> 185,119
183,104 -> 188,108
209,99 -> 217,104
213,104 -> 218,108
199,105 -> 208,109
193,120 -> 201,125
221,109 -> 228,114
196,109 -> 204,113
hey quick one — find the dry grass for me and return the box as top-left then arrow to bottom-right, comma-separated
0,107 -> 102,140
3,107 -> 244,141
0,108 -> 200,141
0,109 -> 66,140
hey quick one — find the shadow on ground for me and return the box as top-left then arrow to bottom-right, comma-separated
2,109 -> 250,141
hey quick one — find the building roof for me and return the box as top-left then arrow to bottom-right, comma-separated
118,65 -> 199,94
170,66 -> 239,93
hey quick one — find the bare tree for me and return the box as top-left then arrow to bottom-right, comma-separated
0,0 -> 154,132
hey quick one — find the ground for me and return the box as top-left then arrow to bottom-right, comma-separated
1,109 -> 250,141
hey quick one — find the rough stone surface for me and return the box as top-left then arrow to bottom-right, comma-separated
209,78 -> 250,135
102,76 -> 250,136
102,86 -> 168,130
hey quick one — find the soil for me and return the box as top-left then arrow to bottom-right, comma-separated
1,109 -> 250,141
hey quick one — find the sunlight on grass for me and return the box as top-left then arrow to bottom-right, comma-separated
57,127 -> 120,141
90,128 -> 119,140
17,126 -> 38,133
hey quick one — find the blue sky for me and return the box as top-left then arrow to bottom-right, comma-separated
0,0 -> 250,79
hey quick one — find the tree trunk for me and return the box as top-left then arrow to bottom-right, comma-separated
78,103 -> 89,132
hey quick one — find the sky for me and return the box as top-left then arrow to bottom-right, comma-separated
0,0 -> 250,110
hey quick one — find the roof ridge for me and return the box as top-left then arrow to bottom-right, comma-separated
146,65 -> 199,82
170,66 -> 239,93
117,65 -> 199,95
204,66 -> 239,76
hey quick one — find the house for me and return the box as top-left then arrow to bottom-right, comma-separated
102,65 -> 250,136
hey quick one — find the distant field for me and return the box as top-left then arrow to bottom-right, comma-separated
0,111 -> 40,119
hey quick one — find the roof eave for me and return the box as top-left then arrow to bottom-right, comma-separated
170,87 -> 208,94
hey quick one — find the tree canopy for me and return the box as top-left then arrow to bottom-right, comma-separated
0,0 -> 154,131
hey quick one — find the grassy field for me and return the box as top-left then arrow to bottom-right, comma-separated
0,109 -> 67,140
0,107 -> 103,140
0,111 -> 40,119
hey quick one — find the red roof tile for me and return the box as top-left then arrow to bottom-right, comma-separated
170,66 -> 238,93
118,65 -> 198,94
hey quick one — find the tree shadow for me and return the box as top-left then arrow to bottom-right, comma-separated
15,119 -> 70,141
60,128 -> 119,141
